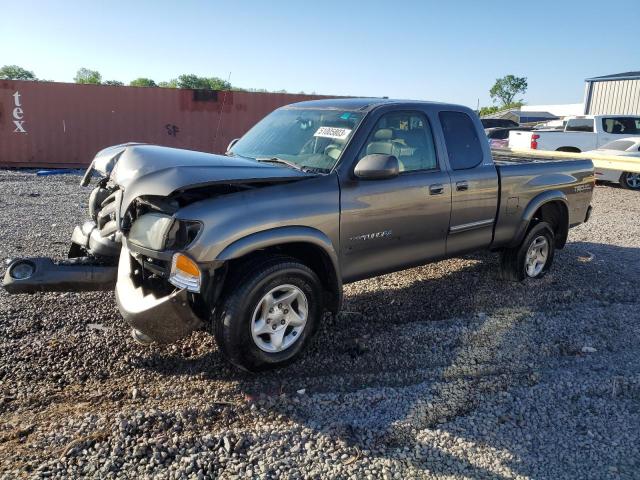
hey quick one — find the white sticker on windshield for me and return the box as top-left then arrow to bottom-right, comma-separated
313,126 -> 352,140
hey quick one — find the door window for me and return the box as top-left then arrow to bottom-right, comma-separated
439,111 -> 483,170
359,112 -> 438,172
565,119 -> 594,132
601,117 -> 640,135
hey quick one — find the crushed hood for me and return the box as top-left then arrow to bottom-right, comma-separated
81,143 -> 314,215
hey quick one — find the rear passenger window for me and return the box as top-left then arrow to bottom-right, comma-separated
566,119 -> 594,132
359,111 -> 438,172
601,117 -> 640,135
439,111 -> 483,170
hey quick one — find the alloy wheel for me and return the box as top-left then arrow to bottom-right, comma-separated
525,235 -> 549,277
250,284 -> 309,353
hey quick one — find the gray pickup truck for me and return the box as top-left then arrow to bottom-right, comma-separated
3,98 -> 594,371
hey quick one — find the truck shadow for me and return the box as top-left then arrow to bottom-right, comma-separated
134,240 -> 640,478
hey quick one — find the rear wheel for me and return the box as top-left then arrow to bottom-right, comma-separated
620,172 -> 640,190
556,147 -> 581,153
499,221 -> 555,281
212,256 -> 323,371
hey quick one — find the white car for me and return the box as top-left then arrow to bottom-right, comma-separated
509,115 -> 640,153
584,138 -> 640,190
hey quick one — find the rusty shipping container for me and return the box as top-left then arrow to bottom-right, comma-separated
0,80 -> 330,168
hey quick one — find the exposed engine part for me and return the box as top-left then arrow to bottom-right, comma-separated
69,220 -> 121,258
88,184 -> 111,221
69,183 -> 123,259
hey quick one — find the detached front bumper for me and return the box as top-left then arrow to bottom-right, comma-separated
115,246 -> 203,344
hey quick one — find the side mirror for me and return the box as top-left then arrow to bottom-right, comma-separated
226,138 -> 240,152
354,154 -> 400,180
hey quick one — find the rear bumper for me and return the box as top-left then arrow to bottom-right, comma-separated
115,246 -> 203,344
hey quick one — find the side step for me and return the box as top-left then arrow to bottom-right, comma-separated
2,257 -> 117,294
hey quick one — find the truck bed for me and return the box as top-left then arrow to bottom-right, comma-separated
492,149 -> 580,165
491,152 -> 594,248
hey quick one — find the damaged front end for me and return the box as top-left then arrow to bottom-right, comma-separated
112,184 -> 259,343
3,178 -> 124,294
115,245 -> 204,344
3,142 -> 311,345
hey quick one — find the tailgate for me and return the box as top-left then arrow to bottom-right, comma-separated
508,130 -> 533,149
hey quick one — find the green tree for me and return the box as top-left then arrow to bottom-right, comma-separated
129,77 -> 157,87
0,65 -> 36,80
176,74 -> 231,90
479,101 -> 524,118
74,68 -> 102,85
158,79 -> 178,88
479,105 -> 500,117
103,80 -> 124,86
206,76 -> 232,90
489,75 -> 528,106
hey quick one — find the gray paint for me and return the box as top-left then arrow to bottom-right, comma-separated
115,246 -> 203,343
84,143 -> 314,216
2,98 -> 595,346
113,99 -> 592,289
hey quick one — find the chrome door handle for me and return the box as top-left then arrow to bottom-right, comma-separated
429,184 -> 444,195
456,180 -> 469,191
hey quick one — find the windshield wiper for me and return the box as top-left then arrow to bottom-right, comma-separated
303,166 -> 331,174
256,157 -> 304,171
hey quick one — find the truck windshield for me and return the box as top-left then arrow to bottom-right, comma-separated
230,108 -> 364,172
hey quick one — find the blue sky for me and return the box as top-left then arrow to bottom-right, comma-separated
1,0 -> 638,108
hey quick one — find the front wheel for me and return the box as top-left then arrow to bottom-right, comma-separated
212,256 -> 323,371
499,221 -> 555,281
620,172 -> 640,190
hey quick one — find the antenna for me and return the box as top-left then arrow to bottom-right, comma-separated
214,71 -> 232,153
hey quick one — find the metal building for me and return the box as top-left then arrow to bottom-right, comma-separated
0,80 -> 329,168
584,71 -> 640,115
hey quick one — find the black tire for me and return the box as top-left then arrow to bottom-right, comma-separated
212,256 -> 323,371
619,172 -> 640,191
499,221 -> 555,282
556,147 -> 581,153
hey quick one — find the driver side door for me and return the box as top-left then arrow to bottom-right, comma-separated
339,110 -> 451,282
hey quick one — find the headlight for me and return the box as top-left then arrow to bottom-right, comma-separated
169,253 -> 201,292
127,214 -> 202,251
127,213 -> 174,250
165,220 -> 202,250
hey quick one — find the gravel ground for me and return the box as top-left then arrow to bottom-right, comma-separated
1,169 -> 639,479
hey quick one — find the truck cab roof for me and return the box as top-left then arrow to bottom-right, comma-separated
283,97 -> 465,112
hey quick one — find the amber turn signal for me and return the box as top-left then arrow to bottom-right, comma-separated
169,253 -> 201,292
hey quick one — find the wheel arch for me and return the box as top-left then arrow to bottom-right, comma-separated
511,191 -> 569,249
556,146 -> 582,153
216,226 -> 342,313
